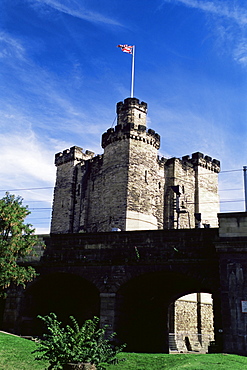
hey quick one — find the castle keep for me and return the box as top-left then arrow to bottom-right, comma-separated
51,97 -> 220,234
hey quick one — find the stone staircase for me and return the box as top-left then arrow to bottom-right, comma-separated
169,333 -> 214,353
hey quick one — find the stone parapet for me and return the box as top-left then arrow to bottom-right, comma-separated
165,152 -> 220,173
102,125 -> 160,149
182,152 -> 220,173
44,228 -> 218,265
218,212 -> 247,238
55,146 -> 94,166
116,97 -> 147,119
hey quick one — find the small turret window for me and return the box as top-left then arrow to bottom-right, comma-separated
145,170 -> 148,184
139,114 -> 141,118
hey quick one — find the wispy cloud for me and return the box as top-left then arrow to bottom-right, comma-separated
30,0 -> 124,27
163,0 -> 247,26
163,0 -> 247,66
233,39 -> 247,65
0,129 -> 55,188
0,32 -> 26,60
0,34 -> 103,134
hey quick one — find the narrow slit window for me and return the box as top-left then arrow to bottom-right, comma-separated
145,170 -> 148,183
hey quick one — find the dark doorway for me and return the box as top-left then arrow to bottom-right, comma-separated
20,272 -> 100,336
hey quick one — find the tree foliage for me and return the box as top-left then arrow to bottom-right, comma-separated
0,192 -> 38,296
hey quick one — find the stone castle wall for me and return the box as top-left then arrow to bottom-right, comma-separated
175,298 -> 214,334
126,135 -> 165,230
95,138 -> 130,232
164,158 -> 196,229
171,294 -> 214,353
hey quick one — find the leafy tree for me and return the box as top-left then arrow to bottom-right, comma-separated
0,192 -> 38,297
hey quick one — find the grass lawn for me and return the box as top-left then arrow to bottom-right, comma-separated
1,331 -> 247,369
0,332 -> 48,370
107,352 -> 247,370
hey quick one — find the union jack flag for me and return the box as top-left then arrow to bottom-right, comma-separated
117,44 -> 133,54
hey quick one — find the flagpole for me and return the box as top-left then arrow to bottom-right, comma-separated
130,45 -> 135,98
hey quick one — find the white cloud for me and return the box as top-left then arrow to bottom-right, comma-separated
233,40 -> 247,65
0,131 -> 55,187
0,121 -> 56,233
164,0 -> 247,26
0,32 -> 26,60
34,227 -> 51,234
30,0 -> 124,27
0,109 -> 56,192
162,0 -> 247,67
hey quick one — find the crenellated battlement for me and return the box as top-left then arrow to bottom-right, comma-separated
101,124 -> 160,149
90,154 -> 103,166
117,97 -> 147,128
55,146 -> 94,166
117,97 -> 147,116
181,152 -> 220,173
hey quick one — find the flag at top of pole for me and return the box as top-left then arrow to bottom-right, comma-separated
117,44 -> 133,54
117,44 -> 135,98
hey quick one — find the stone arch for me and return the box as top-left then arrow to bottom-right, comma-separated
19,272 -> 100,336
114,269 -> 215,353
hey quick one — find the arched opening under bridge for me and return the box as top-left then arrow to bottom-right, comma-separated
168,292 -> 214,353
115,270 -> 219,353
20,272 -> 100,336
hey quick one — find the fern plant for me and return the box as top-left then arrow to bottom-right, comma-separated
33,313 -> 125,370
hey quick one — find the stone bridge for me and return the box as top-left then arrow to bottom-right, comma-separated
2,213 -> 247,355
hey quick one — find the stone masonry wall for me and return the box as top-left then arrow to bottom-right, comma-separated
164,158 -> 196,229
196,164 -> 220,228
174,298 -> 214,338
90,139 -> 130,232
126,132 -> 165,230
51,147 -> 94,233
175,300 -> 198,333
163,153 -> 220,230
73,155 -> 103,232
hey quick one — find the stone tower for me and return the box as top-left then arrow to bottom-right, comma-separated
101,98 -> 165,231
50,97 -> 220,233
51,98 -> 165,233
164,154 -> 220,229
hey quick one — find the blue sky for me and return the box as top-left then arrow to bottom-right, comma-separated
1,0 -> 247,233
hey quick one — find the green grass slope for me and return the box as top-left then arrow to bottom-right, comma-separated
0,332 -> 47,370
1,331 -> 247,370
107,352 -> 247,370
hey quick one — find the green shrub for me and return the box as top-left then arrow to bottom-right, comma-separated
33,313 -> 125,370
